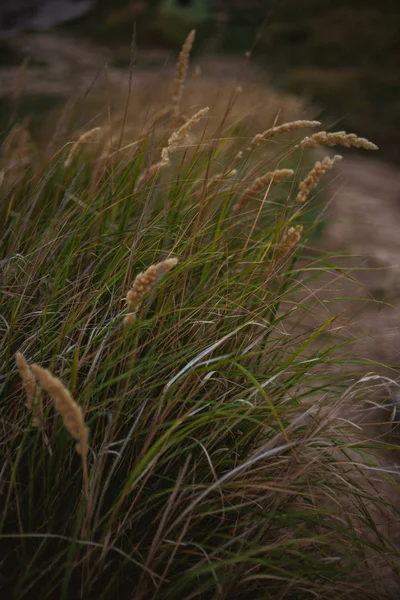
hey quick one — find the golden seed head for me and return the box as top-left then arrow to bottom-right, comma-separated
64,127 -> 102,168
15,352 -> 42,427
172,29 -> 196,115
251,120 -> 321,148
134,158 -> 170,192
163,107 -> 209,163
300,131 -> 378,151
233,169 -> 294,213
30,364 -> 88,458
125,257 -> 179,323
297,155 -> 342,203
205,168 -> 237,190
278,224 -> 303,258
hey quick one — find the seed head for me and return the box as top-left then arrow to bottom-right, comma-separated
172,30 -> 196,116
297,155 -> 342,203
278,225 -> 303,258
30,364 -> 88,458
124,257 -> 179,325
161,107 -> 209,163
251,120 -> 321,149
233,169 -> 293,213
300,131 -> 378,151
15,352 -> 42,427
64,127 -> 101,167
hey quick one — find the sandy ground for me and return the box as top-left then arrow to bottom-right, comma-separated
319,154 -> 400,368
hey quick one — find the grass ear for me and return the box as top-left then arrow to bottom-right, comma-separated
30,364 -> 89,499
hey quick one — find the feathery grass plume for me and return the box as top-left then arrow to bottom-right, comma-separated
1,121 -> 32,169
300,131 -> 378,150
64,127 -> 101,168
15,352 -> 42,427
124,257 -> 178,325
172,29 -> 195,116
134,157 -> 170,192
250,120 -> 321,148
30,364 -> 89,498
205,168 -> 237,191
1,123 -> 24,158
135,107 -> 208,192
233,168 -> 294,213
161,107 -> 209,163
297,155 -> 342,203
277,224 -> 303,258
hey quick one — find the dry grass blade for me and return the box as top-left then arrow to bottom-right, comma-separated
64,127 -> 102,167
300,131 -> 378,150
124,257 -> 179,325
233,168 -> 294,213
30,364 -> 89,499
297,155 -> 342,203
172,29 -> 196,116
250,120 -> 321,148
15,352 -> 42,427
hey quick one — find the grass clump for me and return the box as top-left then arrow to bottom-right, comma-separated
0,33 -> 399,600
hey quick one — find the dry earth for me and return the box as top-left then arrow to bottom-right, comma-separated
319,153 -> 400,369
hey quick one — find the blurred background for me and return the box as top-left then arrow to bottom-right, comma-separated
0,0 -> 399,162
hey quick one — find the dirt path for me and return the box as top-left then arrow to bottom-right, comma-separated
321,154 -> 400,367
0,32 -> 141,97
